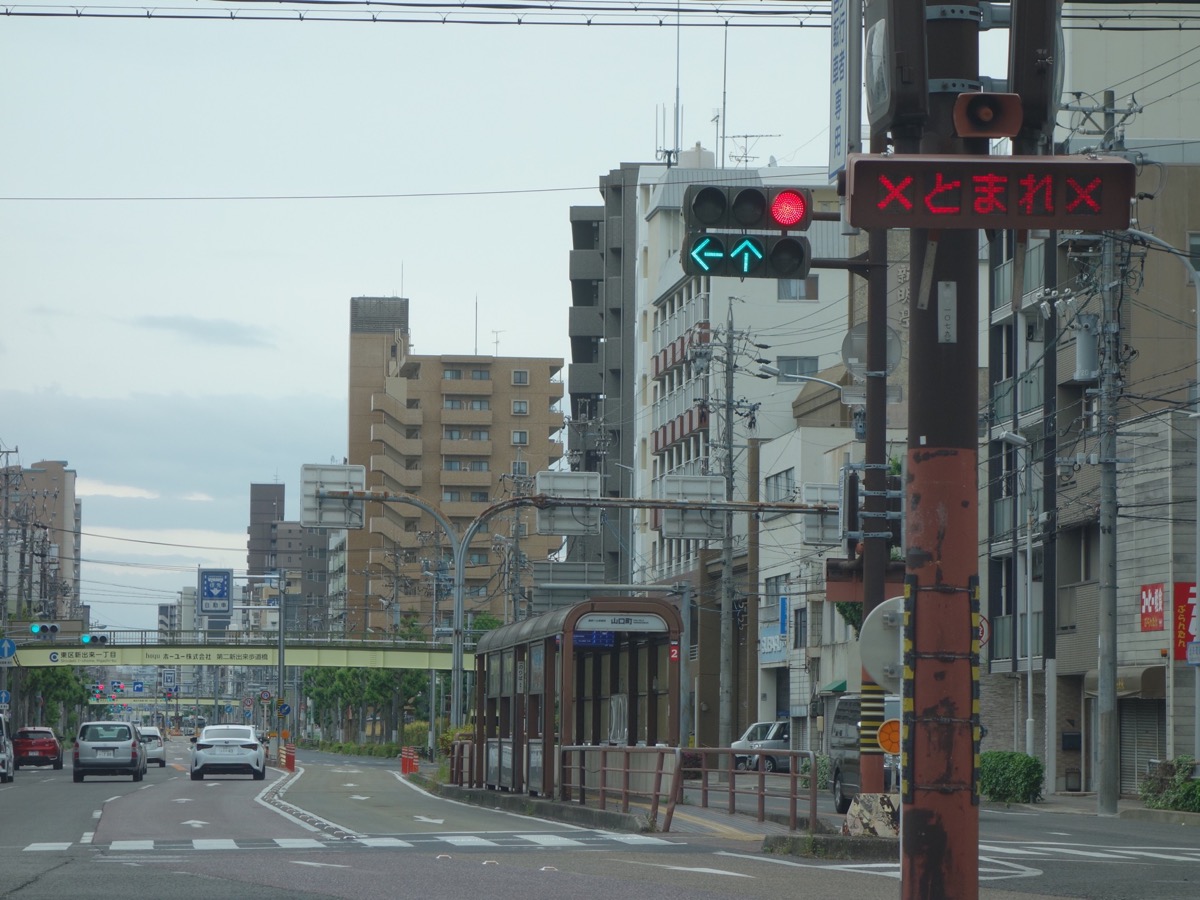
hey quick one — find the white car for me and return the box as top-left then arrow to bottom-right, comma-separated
139,726 -> 167,767
189,724 -> 266,781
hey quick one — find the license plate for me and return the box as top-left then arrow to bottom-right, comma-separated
97,748 -> 114,758
30,751 -> 42,756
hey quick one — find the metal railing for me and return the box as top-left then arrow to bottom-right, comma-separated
560,744 -> 681,832
688,748 -> 820,833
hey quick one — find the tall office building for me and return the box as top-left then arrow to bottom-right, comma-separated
347,296 -> 565,638
245,483 -> 330,631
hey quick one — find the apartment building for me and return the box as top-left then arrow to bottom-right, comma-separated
347,296 -> 565,638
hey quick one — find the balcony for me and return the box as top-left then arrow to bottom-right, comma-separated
442,379 -> 493,396
439,469 -> 493,488
440,408 -> 494,427
568,362 -> 603,395
569,249 -> 603,281
371,391 -> 421,425
441,438 -> 492,457
990,487 -> 1045,536
370,454 -> 422,490
992,240 -> 1047,315
569,305 -> 603,339
991,365 -> 1043,423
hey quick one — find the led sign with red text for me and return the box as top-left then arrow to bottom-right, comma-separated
846,154 -> 1136,231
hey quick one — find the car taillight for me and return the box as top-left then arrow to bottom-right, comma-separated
196,742 -> 213,750
240,743 -> 259,750
73,741 -> 80,762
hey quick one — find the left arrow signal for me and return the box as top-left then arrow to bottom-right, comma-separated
689,235 -> 725,272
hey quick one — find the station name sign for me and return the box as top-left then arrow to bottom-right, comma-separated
575,613 -> 668,633
846,153 -> 1136,231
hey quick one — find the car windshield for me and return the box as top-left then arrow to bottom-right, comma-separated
203,728 -> 253,741
80,724 -> 131,742
17,730 -> 52,739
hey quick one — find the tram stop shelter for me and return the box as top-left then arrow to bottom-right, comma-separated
472,596 -> 682,797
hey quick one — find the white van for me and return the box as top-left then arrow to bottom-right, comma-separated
0,715 -> 13,782
731,719 -> 791,772
829,693 -> 900,812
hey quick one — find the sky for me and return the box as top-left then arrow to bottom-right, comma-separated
0,5 -> 1013,631
0,6 -> 853,630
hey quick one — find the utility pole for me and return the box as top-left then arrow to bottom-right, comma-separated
719,299 -> 736,748
0,449 -> 17,697
1096,97 -> 1121,813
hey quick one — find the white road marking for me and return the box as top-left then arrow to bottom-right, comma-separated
414,815 -> 445,824
193,839 -> 239,850
517,834 -> 585,847
356,837 -> 414,848
110,841 -> 155,851
24,843 -> 73,852
293,860 -> 350,868
441,835 -> 498,847
349,795 -> 370,800
181,820 -> 209,828
274,838 -> 328,849
80,832 -> 94,844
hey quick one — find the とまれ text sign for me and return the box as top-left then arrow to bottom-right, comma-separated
846,154 -> 1136,231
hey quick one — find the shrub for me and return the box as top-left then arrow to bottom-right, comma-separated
1140,756 -> 1200,812
979,750 -> 1043,803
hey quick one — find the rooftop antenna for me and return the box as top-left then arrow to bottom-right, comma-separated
474,296 -> 479,355
655,0 -> 683,166
492,330 -> 504,356
729,133 -> 780,168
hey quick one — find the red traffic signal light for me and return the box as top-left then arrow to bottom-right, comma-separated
684,184 -> 813,233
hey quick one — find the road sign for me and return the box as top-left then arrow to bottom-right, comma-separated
243,697 -> 254,710
278,703 -> 291,718
845,153 -> 1136,231
859,596 -> 904,693
877,717 -> 902,755
163,670 -> 176,686
259,689 -> 272,701
979,615 -> 991,647
0,689 -> 10,704
1187,641 -> 1200,666
244,710 -> 252,719
0,638 -> 16,659
133,681 -> 144,693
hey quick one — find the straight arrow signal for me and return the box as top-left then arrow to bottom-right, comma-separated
729,237 -> 764,274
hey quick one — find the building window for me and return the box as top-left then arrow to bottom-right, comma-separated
512,400 -> 529,415
778,275 -> 820,301
444,398 -> 464,409
512,460 -> 529,476
444,428 -> 463,440
444,368 -> 463,380
405,427 -> 420,439
512,369 -> 530,385
775,357 -> 819,380
470,369 -> 491,381
406,399 -> 420,409
1190,233 -> 1200,271
469,429 -> 490,440
468,551 -> 490,566
512,430 -> 528,446
442,490 -> 461,502
470,491 -> 489,502
444,459 -> 463,471
793,608 -> 808,650
765,468 -> 796,503
468,460 -> 489,472
469,398 -> 491,411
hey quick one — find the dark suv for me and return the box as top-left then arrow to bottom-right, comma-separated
73,721 -> 146,782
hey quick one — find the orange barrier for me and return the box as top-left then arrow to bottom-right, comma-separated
400,746 -> 418,775
284,743 -> 296,772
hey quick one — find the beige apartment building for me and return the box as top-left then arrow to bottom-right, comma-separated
347,297 -> 565,638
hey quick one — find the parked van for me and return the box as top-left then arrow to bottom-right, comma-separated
731,719 -> 790,772
829,693 -> 900,813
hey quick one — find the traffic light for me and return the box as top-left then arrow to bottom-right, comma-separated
80,633 -> 108,645
682,184 -> 813,280
30,623 -> 59,637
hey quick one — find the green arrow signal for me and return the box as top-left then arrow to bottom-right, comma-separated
689,235 -> 726,272
730,237 -> 765,274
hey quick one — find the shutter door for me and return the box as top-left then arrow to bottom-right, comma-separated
1118,699 -> 1165,795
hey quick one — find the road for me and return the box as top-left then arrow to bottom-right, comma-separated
1,740 -> 1197,899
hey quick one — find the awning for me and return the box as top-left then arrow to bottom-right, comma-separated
821,680 -> 847,694
1083,665 -> 1165,699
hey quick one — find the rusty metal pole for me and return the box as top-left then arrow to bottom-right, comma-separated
859,130 -> 891,795
901,2 -> 982,897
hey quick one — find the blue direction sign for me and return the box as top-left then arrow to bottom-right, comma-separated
244,710 -> 253,719
132,681 -> 144,693
0,689 -> 11,704
277,703 -> 291,718
0,638 -> 16,659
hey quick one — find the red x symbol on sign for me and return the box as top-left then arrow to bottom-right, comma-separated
1065,176 -> 1102,213
878,175 -> 914,211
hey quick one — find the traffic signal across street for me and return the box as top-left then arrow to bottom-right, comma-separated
681,184 -> 814,279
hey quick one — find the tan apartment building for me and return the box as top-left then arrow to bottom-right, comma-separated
347,296 -> 565,638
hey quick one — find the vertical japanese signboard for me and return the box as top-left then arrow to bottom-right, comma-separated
1139,583 -> 1165,632
1175,582 -> 1198,661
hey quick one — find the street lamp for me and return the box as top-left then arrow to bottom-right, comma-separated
999,430 -> 1036,758
757,363 -> 846,395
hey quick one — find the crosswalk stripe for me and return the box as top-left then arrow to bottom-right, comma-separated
440,835 -> 498,846
24,843 -> 73,852
110,840 -> 155,851
515,834 -> 585,847
355,837 -> 414,848
608,834 -> 671,845
193,839 -> 240,850
274,838 -> 328,849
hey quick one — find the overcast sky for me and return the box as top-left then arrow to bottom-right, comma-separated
1,7 -> 1007,630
